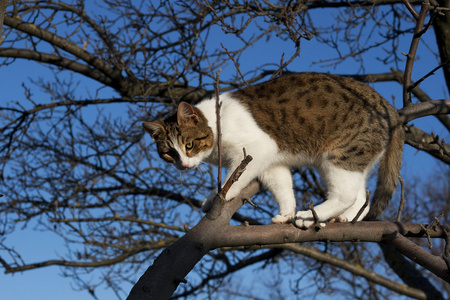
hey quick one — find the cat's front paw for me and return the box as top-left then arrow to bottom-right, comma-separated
271,212 -> 295,224
295,210 -> 326,229
202,188 -> 218,212
329,216 -> 347,223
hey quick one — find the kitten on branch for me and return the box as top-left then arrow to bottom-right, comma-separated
143,73 -> 404,228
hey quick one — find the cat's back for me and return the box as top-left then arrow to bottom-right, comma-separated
230,73 -> 400,165
232,73 -> 395,121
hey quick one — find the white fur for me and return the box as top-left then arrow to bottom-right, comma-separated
177,93 -> 380,228
295,163 -> 368,228
171,136 -> 205,170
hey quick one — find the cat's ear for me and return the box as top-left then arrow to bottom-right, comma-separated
177,102 -> 199,126
143,121 -> 165,141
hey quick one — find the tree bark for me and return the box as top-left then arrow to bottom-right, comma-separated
127,181 -> 261,300
433,0 -> 450,94
127,177 -> 450,299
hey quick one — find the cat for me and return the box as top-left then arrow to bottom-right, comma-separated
143,72 -> 404,228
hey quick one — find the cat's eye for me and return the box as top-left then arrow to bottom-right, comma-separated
185,141 -> 193,150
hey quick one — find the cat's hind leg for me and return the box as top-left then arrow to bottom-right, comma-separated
295,164 -> 366,228
335,185 -> 369,222
259,165 -> 296,224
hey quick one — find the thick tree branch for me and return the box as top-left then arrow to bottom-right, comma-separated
398,99 -> 450,123
383,231 -> 450,282
381,243 -> 445,300
128,220 -> 450,299
3,15 -> 121,82
173,248 -> 283,298
2,244 -> 167,274
127,173 -> 450,299
404,125 -> 450,164
0,48 -> 114,85
221,221 -> 449,248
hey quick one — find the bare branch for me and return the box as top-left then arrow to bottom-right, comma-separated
0,48 -> 114,85
3,245 -> 167,274
307,200 -> 323,230
3,15 -> 121,81
398,99 -> 450,123
277,243 -> 428,299
221,44 -> 249,86
215,69 -> 223,192
402,0 -> 420,19
0,0 -> 8,46
404,125 -> 450,165
408,60 -> 450,92
383,231 -> 450,283
220,152 -> 253,199
402,1 -> 431,107
351,190 -> 370,224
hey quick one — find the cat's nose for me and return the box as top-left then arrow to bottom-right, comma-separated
175,160 -> 191,170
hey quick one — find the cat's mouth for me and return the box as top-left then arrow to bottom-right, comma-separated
176,165 -> 190,171
174,162 -> 195,171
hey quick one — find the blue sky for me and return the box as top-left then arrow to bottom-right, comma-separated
1,2 -> 449,299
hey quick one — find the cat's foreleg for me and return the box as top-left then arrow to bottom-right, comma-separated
259,165 -> 296,224
295,166 -> 365,229
202,158 -> 267,212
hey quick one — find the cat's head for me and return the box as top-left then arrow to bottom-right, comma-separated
143,102 -> 214,170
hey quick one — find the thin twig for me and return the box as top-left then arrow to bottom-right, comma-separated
433,213 -> 450,270
220,152 -> 253,198
430,132 -> 450,158
215,69 -> 223,192
396,177 -> 406,222
244,198 -> 258,208
307,200 -> 321,230
351,190 -> 370,224
402,0 -> 419,20
420,212 -> 444,250
241,150 -> 257,208
221,43 -> 249,86
407,60 -> 450,92
419,224 -> 433,249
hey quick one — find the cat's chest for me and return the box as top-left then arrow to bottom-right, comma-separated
203,139 -> 250,168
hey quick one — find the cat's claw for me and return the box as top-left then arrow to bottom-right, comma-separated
295,210 -> 326,229
329,216 -> 347,223
271,213 -> 295,224
295,218 -> 327,229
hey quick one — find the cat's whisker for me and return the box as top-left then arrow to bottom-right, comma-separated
196,162 -> 208,173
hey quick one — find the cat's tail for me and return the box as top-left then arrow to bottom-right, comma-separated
364,124 -> 404,221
